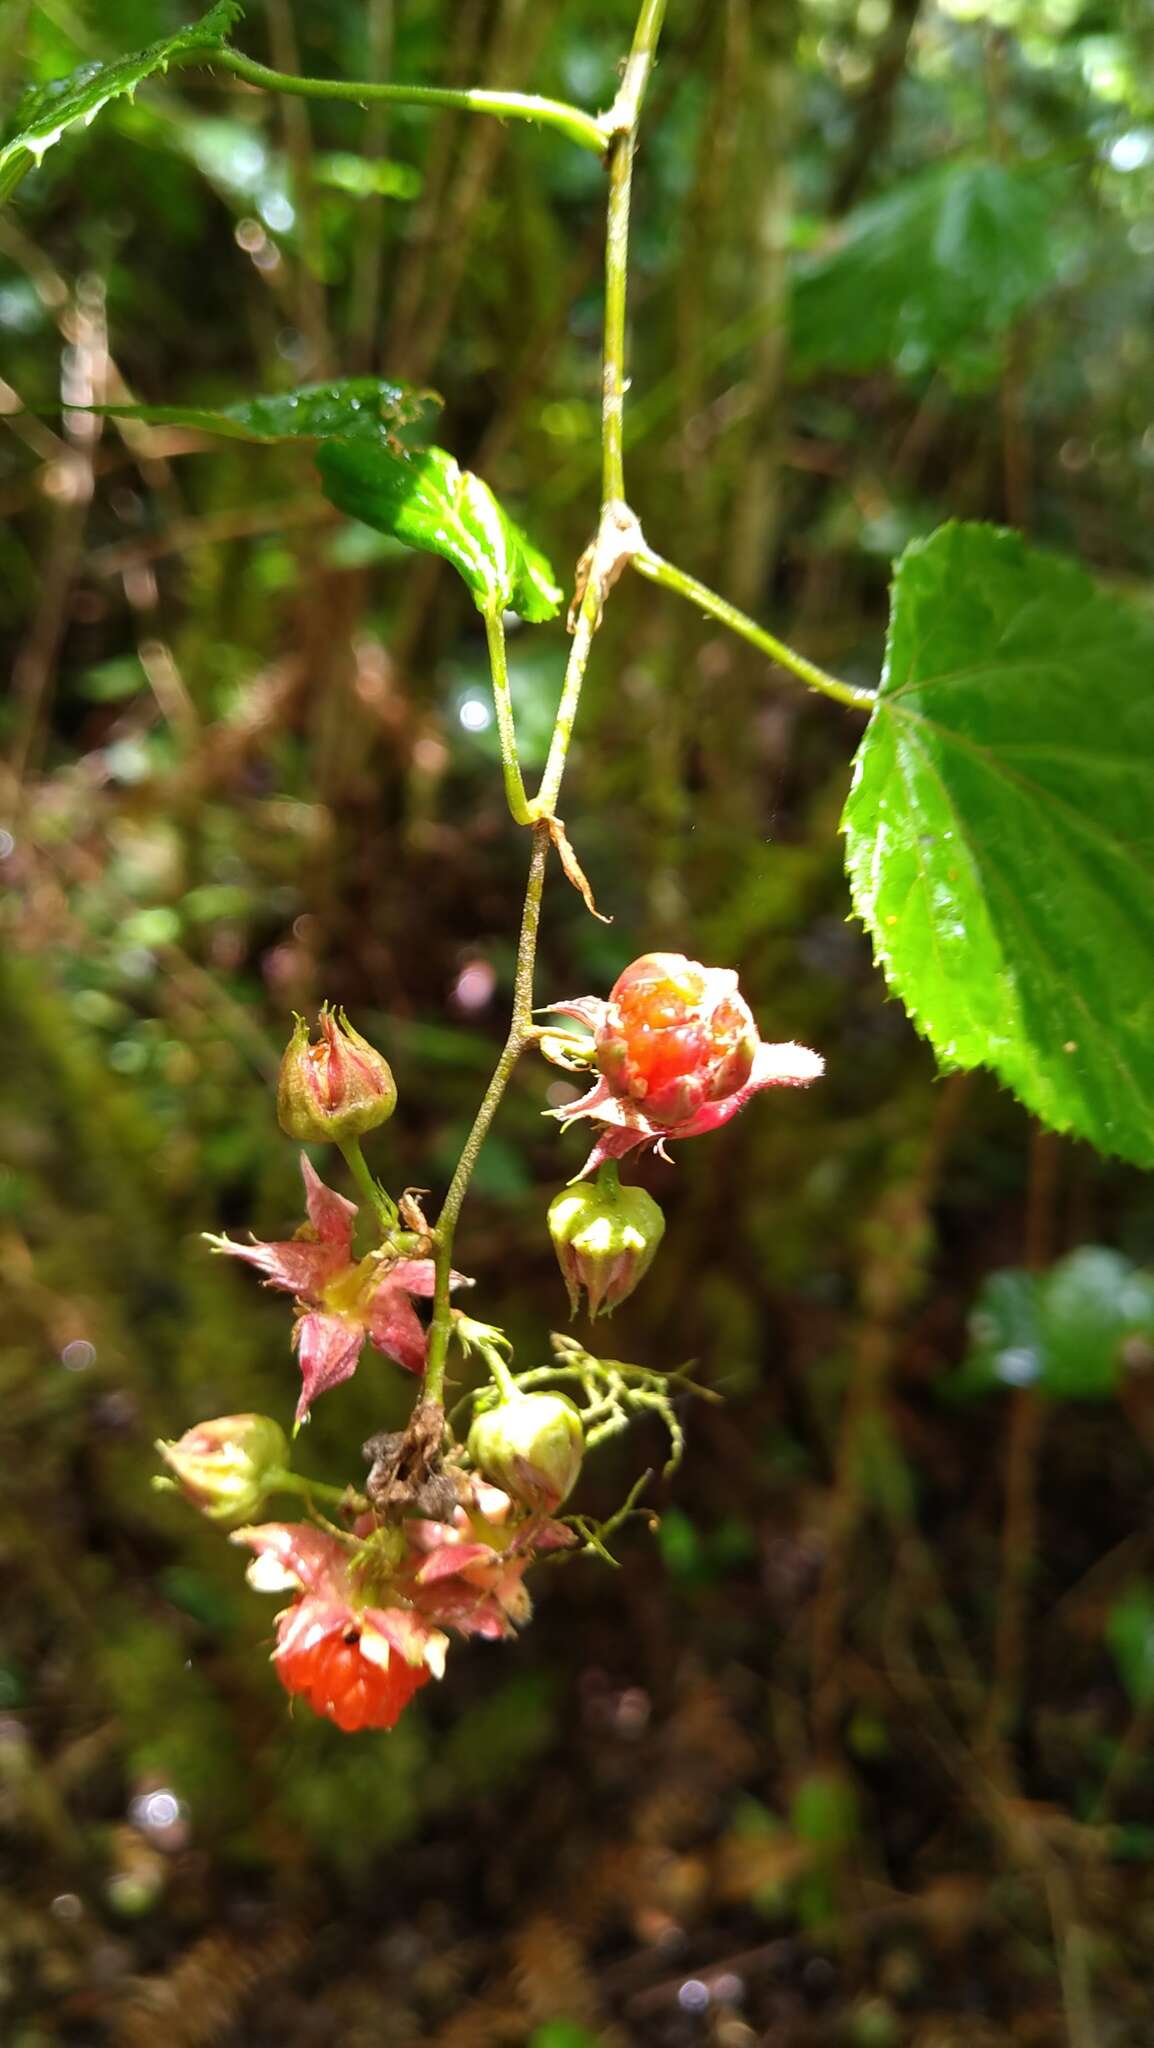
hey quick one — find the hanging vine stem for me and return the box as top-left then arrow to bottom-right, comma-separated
318,0 -> 851,1409
423,0 -> 670,1407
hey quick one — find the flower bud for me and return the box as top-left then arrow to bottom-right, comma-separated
548,1168 -> 665,1318
155,1413 -> 288,1525
467,1393 -> 584,1511
596,953 -> 759,1127
277,1005 -> 397,1144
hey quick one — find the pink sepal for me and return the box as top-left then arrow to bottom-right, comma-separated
294,1311 -> 364,1422
231,1521 -> 349,1596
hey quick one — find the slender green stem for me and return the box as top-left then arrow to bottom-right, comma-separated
534,564 -> 602,818
190,47 -> 608,158
424,0 -> 668,1408
425,822 -> 551,1403
610,0 -> 670,131
600,137 -> 634,508
634,547 -> 877,713
533,2 -> 665,813
338,1135 -> 398,1230
480,1343 -> 519,1400
484,605 -> 533,824
267,1467 -> 360,1509
599,0 -> 667,501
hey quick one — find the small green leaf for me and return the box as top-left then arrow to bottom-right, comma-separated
657,1504 -> 706,1583
315,151 -> 421,202
954,1249 -> 1154,1403
529,2028 -> 600,2048
0,2 -> 243,203
843,522 -> 1154,1167
1039,1247 -> 1154,1400
957,1269 -> 1043,1397
792,162 -> 1067,385
792,1770 -> 860,1852
1107,1583 -> 1154,1709
316,440 -> 562,622
90,377 -> 430,444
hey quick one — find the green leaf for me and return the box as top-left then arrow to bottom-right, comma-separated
954,1249 -> 1154,1403
1107,1584 -> 1154,1709
792,163 -> 1067,385
90,377 -> 430,444
0,2 -> 242,203
71,380 -> 557,622
529,2029 -> 600,2048
842,522 -> 1154,1167
1040,1248 -> 1154,1399
956,1269 -> 1043,1397
791,1770 -> 860,1852
657,1503 -> 706,1583
316,440 -> 562,622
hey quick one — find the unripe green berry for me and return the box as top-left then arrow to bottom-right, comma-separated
547,1167 -> 665,1317
155,1413 -> 288,1526
467,1393 -> 584,1511
277,1005 -> 396,1144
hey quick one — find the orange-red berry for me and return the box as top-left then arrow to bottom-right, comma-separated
275,1621 -> 431,1733
596,953 -> 759,1126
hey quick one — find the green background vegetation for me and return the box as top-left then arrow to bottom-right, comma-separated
2,0 -> 1154,2040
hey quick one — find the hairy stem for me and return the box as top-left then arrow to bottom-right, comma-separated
601,0 -> 667,503
424,0 -> 668,1408
533,552 -> 604,818
425,823 -> 550,1402
534,0 -> 666,814
634,548 -> 877,712
198,47 -> 608,158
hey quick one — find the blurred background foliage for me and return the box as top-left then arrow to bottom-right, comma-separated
3,0 -> 1154,2040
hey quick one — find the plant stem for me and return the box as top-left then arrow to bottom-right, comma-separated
533,549 -> 606,818
195,47 -> 608,158
425,821 -> 551,1402
480,1343 -> 519,1400
484,605 -> 533,824
338,1135 -> 397,1230
267,1467 -> 360,1509
600,123 -> 633,505
424,0 -> 668,1406
634,548 -> 877,712
533,2 -> 665,815
600,0 -> 667,504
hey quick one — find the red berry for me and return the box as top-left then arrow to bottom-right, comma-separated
275,1619 -> 431,1733
596,953 -> 758,1126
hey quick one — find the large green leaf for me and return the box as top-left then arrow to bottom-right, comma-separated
792,163 -> 1066,383
0,2 -> 242,203
843,522 -> 1154,1166
317,440 -> 562,622
91,379 -> 430,444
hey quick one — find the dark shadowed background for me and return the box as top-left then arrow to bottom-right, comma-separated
3,0 -> 1154,2041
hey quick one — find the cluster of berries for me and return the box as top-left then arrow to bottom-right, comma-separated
157,957 -> 821,1732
